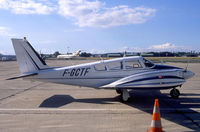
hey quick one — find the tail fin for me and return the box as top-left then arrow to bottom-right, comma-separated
11,38 -> 49,75
73,50 -> 81,56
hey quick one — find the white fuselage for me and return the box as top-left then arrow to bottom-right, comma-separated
28,56 -> 194,90
57,55 -> 78,59
57,50 -> 81,59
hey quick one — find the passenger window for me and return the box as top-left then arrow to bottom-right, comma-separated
107,61 -> 122,70
94,63 -> 107,71
125,61 -> 142,69
143,58 -> 154,68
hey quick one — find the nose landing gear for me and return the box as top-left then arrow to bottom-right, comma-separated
116,89 -> 130,102
170,88 -> 180,98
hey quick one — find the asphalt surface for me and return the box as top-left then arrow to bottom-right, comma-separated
0,60 -> 200,132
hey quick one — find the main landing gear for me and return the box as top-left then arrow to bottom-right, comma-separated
170,88 -> 180,98
116,88 -> 181,101
116,89 -> 130,102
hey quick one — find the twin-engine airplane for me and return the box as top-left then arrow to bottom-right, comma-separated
8,38 -> 195,102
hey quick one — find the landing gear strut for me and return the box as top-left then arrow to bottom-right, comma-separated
170,88 -> 180,98
116,89 -> 122,94
119,89 -> 130,102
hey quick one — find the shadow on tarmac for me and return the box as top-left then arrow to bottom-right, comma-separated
39,95 -> 118,107
39,90 -> 200,131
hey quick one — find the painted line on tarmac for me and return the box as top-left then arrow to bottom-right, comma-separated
0,108 -> 198,112
40,124 -> 73,128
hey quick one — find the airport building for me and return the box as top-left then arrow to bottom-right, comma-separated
0,54 -> 16,61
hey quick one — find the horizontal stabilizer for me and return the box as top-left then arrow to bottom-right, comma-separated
6,73 -> 38,80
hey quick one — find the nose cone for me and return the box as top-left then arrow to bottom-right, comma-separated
183,70 -> 195,79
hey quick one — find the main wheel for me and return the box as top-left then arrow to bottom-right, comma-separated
170,89 -> 180,98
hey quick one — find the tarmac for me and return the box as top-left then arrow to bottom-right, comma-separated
0,60 -> 200,132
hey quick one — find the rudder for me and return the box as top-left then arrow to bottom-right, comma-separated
11,38 -> 49,75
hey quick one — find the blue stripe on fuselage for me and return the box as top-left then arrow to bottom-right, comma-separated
121,75 -> 184,85
123,81 -> 185,86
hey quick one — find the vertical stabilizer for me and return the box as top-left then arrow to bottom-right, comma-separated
11,38 -> 49,75
73,50 -> 81,56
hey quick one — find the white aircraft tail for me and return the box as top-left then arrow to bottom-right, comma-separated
73,50 -> 81,56
11,38 -> 50,75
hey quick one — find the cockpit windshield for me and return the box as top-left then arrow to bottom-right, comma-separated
143,58 -> 154,68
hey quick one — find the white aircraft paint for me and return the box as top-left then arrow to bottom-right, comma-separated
57,50 -> 81,59
8,38 -> 195,101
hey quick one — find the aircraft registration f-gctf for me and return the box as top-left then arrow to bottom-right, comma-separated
8,38 -> 195,102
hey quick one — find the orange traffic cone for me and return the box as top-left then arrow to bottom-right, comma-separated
147,99 -> 163,132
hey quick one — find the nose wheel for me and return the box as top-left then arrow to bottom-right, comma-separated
117,89 -> 130,102
170,88 -> 180,98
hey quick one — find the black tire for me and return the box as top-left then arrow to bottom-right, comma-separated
116,89 -> 122,94
170,89 -> 180,98
119,93 -> 130,102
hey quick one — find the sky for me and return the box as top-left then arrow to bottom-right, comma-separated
0,0 -> 200,55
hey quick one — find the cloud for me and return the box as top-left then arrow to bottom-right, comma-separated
0,26 -> 15,37
89,42 -> 193,53
58,0 -> 156,28
0,0 -> 55,14
0,0 -> 156,28
148,43 -> 176,51
116,46 -> 143,52
146,42 -> 194,52
89,46 -> 143,54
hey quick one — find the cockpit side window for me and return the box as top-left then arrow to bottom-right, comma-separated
143,58 -> 154,68
107,61 -> 123,70
94,63 -> 107,71
125,61 -> 142,69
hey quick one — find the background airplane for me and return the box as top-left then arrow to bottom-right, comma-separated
57,50 -> 81,59
8,38 -> 195,102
